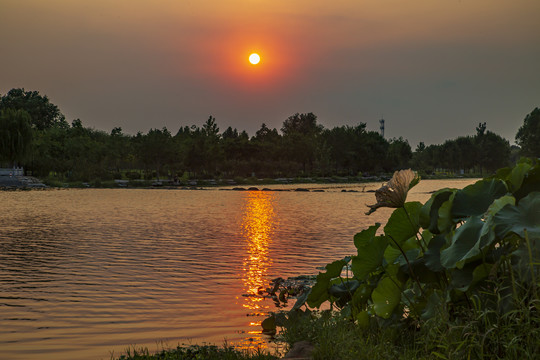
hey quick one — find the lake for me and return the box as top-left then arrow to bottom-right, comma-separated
0,179 -> 476,360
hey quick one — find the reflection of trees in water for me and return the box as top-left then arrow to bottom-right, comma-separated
240,191 -> 276,349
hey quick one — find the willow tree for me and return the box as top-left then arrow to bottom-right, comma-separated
0,108 -> 33,167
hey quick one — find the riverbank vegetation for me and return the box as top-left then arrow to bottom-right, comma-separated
2,88 -> 536,186
110,160 -> 539,359
113,344 -> 278,360
262,158 -> 540,359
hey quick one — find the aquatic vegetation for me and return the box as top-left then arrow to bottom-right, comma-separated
265,158 -> 540,359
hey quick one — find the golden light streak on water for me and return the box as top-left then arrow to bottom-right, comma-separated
239,191 -> 276,349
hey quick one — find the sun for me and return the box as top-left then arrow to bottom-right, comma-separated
249,53 -> 260,65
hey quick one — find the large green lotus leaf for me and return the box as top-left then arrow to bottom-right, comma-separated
437,192 -> 456,234
477,195 -> 516,249
452,179 -> 508,219
328,279 -> 360,307
354,223 -> 380,250
421,291 -> 444,320
328,280 -> 361,299
424,234 -> 447,272
420,189 -> 455,234
514,165 -> 540,201
493,166 -> 512,182
384,201 -> 422,247
372,276 -> 402,319
355,310 -> 370,329
396,248 -> 421,268
410,258 -> 439,284
326,258 -> 348,278
384,236 -> 419,264
261,315 -> 276,335
307,259 -> 347,308
486,195 -> 516,216
440,216 -> 484,269
351,236 -> 388,279
351,283 -> 373,307
419,196 -> 435,229
493,192 -> 540,240
507,163 -> 532,193
450,263 -> 476,291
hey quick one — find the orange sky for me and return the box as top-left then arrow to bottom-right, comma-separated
1,0 -> 539,145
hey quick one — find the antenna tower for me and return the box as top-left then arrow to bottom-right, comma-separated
379,118 -> 385,138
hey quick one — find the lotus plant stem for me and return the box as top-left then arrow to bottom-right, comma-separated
524,229 -> 538,298
388,235 -> 424,297
402,206 -> 427,252
386,273 -> 422,319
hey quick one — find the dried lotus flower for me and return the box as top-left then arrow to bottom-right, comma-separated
366,169 -> 420,215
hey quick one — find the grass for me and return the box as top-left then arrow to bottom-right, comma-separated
272,283 -> 540,360
112,343 -> 278,360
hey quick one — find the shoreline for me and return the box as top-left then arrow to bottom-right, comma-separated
1,173 -> 481,191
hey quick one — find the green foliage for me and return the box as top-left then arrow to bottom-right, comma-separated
516,107 -> 540,157
411,122 -> 512,175
0,88 -> 67,130
275,160 -> 540,359
0,108 -> 33,165
113,344 -> 277,360
1,86 -> 529,183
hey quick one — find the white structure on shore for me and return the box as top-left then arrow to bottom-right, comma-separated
0,167 -> 24,176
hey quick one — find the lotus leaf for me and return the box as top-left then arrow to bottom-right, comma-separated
351,283 -> 373,306
354,223 -> 380,250
384,201 -> 422,247
437,193 -> 456,234
507,162 -> 532,193
452,179 -> 507,219
493,192 -> 540,240
419,189 -> 455,233
307,259 -> 347,308
351,236 -> 388,279
449,263 -> 476,291
421,291 -> 444,320
424,234 -> 447,272
355,310 -> 370,328
514,164 -> 540,201
440,216 -> 484,269
384,236 -> 419,264
372,276 -> 402,319
328,280 -> 361,298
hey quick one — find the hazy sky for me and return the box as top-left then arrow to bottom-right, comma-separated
1,0 -> 539,146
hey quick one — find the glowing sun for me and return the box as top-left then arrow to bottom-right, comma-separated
249,53 -> 260,65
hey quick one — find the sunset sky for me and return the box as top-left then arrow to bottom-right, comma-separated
1,0 -> 539,146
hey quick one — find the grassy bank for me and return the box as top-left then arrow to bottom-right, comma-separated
112,344 -> 278,360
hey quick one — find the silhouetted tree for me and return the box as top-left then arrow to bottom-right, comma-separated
515,107 -> 540,157
0,108 -> 33,166
136,127 -> 175,180
281,113 -> 323,173
0,88 -> 67,130
386,137 -> 412,171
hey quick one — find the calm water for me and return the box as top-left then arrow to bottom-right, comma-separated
0,179 -> 476,360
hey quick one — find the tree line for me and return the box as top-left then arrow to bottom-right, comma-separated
1,88 -> 538,182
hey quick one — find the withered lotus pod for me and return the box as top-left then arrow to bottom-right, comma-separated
366,169 -> 420,215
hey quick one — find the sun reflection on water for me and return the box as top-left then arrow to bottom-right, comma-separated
238,191 -> 276,349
